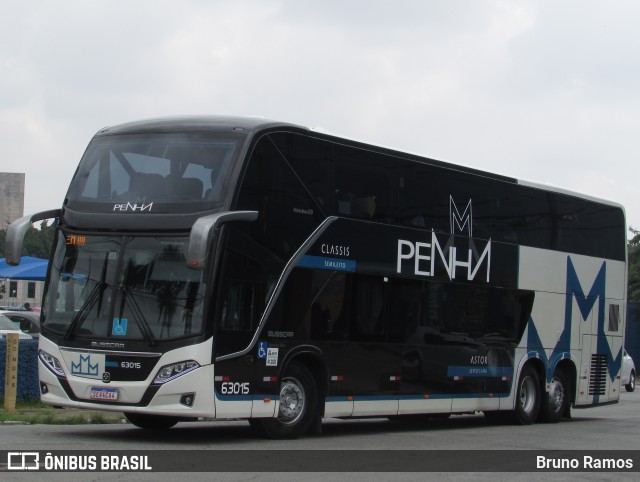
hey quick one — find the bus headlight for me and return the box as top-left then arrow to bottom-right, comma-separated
39,350 -> 66,378
153,360 -> 200,385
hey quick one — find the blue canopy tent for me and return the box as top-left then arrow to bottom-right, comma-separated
0,257 -> 48,281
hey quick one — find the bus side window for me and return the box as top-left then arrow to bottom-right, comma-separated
388,279 -> 424,343
334,145 -> 397,223
349,275 -> 386,342
219,280 -> 256,332
308,271 -> 348,341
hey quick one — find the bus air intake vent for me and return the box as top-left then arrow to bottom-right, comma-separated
589,354 -> 608,395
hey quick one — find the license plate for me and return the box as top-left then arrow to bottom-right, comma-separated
90,387 -> 118,401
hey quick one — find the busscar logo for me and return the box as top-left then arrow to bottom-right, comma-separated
396,196 -> 492,283
91,341 -> 125,349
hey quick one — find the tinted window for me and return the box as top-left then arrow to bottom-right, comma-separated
552,193 -> 625,260
270,132 -> 332,216
334,145 -> 397,222
236,136 -> 323,264
215,246 -> 267,355
349,275 -> 387,341
67,133 -> 238,212
398,158 -> 623,260
388,278 -> 532,344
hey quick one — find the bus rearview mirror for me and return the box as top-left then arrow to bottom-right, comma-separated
187,210 -> 258,270
6,209 -> 61,266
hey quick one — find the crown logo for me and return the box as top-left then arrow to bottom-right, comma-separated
71,355 -> 99,377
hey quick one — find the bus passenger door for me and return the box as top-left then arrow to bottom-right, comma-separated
213,248 -> 271,419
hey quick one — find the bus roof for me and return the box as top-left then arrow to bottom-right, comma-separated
94,115 -> 302,136
95,115 -> 624,212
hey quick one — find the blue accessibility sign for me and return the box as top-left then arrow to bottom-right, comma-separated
257,341 -> 268,359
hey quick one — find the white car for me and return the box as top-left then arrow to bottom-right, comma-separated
622,349 -> 636,392
0,313 -> 32,339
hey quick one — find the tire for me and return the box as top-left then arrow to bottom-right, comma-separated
626,370 -> 636,392
250,361 -> 318,439
514,365 -> 540,425
539,370 -> 568,423
124,412 -> 180,430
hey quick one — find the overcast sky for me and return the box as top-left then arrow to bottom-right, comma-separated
2,0 -> 639,233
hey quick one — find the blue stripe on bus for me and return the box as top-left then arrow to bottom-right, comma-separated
297,255 -> 356,272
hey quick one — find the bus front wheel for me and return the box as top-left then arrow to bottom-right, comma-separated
514,365 -> 540,425
250,361 -> 318,439
124,412 -> 180,430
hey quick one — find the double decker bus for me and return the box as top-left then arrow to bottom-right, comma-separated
7,116 -> 627,438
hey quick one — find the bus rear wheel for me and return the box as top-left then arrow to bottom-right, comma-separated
250,361 -> 318,439
539,370 -> 568,423
514,365 -> 540,425
124,412 -> 180,430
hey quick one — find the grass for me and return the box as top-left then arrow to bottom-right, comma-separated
0,399 -> 124,425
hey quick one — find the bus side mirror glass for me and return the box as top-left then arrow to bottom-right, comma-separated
187,210 -> 258,270
5,209 -> 61,266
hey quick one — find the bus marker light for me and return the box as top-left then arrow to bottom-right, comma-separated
264,398 -> 272,403
347,396 -> 353,401
423,394 -> 429,399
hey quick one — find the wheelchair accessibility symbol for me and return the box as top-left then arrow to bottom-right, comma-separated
112,318 -> 128,336
257,341 -> 268,359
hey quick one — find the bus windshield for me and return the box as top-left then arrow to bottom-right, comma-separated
65,133 -> 238,213
42,231 -> 206,343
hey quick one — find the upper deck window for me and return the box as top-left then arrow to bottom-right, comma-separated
66,133 -> 239,213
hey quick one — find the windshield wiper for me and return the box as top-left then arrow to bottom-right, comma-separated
119,287 -> 157,347
63,251 -> 110,341
63,280 -> 106,340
